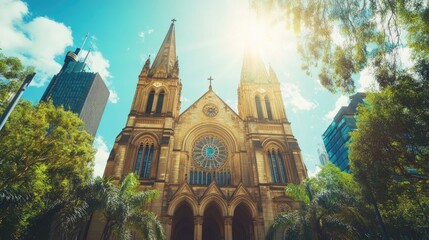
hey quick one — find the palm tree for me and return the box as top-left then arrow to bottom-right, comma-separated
99,173 -> 165,240
266,164 -> 376,240
45,174 -> 164,240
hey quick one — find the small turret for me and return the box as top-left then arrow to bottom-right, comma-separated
139,56 -> 151,79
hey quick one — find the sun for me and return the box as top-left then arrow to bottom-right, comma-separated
225,7 -> 293,63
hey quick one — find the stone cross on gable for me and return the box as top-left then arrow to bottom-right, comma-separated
208,76 -> 214,90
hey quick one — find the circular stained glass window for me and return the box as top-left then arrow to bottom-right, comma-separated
203,104 -> 218,117
192,135 -> 228,169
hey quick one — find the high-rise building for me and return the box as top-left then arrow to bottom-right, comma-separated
41,44 -> 109,136
322,93 -> 365,172
317,144 -> 330,166
87,21 -> 307,240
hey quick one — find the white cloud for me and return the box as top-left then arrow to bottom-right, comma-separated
0,0 -> 73,87
357,67 -> 379,92
93,136 -> 110,177
138,31 -> 145,41
79,49 -> 111,82
137,27 -> 154,43
109,89 -> 119,104
324,95 -> 349,121
181,96 -> 188,103
308,165 -> 322,178
398,47 -> 414,69
225,99 -> 238,113
281,82 -> 317,112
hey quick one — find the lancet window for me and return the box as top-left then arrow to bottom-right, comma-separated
265,96 -> 273,120
255,96 -> 263,120
145,90 -> 155,114
189,169 -> 231,186
134,142 -> 155,178
155,90 -> 164,114
267,148 -> 287,183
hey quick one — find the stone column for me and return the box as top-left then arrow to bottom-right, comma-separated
254,218 -> 265,240
224,217 -> 233,240
194,216 -> 203,240
162,217 -> 172,240
151,93 -> 159,113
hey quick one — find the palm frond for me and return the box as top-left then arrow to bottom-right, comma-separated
129,189 -> 159,207
266,211 -> 301,240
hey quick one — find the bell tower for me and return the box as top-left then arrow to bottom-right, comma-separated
237,50 -> 287,122
130,20 -> 181,119
104,20 -> 182,185
237,49 -> 307,185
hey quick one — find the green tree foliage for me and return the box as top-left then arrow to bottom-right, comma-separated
349,62 -> 429,238
98,173 -> 165,240
267,163 -> 377,240
252,0 -> 429,93
0,100 -> 95,239
0,51 -> 34,108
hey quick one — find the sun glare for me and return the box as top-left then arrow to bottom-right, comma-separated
226,7 -> 294,63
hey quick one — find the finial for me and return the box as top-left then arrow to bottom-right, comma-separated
171,18 -> 176,24
208,76 -> 214,90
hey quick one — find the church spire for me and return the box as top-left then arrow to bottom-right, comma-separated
240,49 -> 271,83
149,19 -> 177,78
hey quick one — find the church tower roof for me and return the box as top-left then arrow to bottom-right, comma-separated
240,49 -> 274,83
149,20 -> 177,78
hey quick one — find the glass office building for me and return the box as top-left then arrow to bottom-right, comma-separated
322,93 -> 365,172
41,47 -> 109,136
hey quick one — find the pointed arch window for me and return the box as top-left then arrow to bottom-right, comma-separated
255,96 -> 263,120
265,96 -> 273,120
155,90 -> 165,114
267,149 -> 287,183
190,170 -> 231,186
134,143 -> 154,178
145,90 -> 155,114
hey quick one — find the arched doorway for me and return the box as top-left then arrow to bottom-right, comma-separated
172,202 -> 194,240
202,203 -> 224,240
232,203 -> 254,240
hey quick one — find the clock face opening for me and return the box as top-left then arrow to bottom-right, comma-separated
192,135 -> 228,169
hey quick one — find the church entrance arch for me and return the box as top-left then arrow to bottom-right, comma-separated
202,202 -> 224,240
171,202 -> 194,240
232,203 -> 254,240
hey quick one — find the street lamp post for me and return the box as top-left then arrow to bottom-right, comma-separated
0,72 -> 36,131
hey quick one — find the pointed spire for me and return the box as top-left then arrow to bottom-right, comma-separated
139,55 -> 151,78
240,48 -> 271,83
149,20 -> 177,78
268,65 -> 279,83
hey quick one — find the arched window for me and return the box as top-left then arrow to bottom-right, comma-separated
134,143 -> 154,178
145,90 -> 155,114
155,90 -> 164,114
265,96 -> 273,120
255,96 -> 263,120
190,170 -> 194,184
207,172 -> 212,184
267,148 -> 288,183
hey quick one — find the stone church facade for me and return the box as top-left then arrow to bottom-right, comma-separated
90,21 -> 307,240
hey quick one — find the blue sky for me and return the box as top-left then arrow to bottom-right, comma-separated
1,0 -> 375,177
